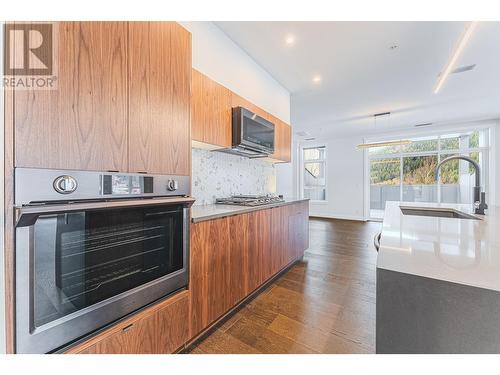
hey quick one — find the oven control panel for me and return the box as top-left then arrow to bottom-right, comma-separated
101,174 -> 154,195
15,168 -> 191,205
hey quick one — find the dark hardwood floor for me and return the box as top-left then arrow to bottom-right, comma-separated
187,217 -> 382,354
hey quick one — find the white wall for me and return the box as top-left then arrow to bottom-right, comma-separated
299,137 -> 366,221
180,21 -> 290,123
493,121 -> 500,207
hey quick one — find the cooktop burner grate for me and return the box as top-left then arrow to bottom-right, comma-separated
216,195 -> 284,207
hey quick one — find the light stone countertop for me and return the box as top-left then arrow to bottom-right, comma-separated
377,201 -> 500,291
191,198 -> 309,223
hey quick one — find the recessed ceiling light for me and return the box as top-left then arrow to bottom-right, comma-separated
285,35 -> 295,46
312,75 -> 322,84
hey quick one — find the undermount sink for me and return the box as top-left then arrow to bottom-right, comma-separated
400,206 -> 482,220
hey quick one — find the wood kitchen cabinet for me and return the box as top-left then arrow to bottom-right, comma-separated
269,119 -> 292,163
191,76 -> 292,162
128,22 -> 191,175
156,292 -> 190,353
14,22 -> 129,171
191,69 -> 232,148
67,290 -> 189,354
189,202 -> 308,339
231,92 -> 267,119
189,217 -> 231,337
231,94 -> 292,163
12,21 -> 191,174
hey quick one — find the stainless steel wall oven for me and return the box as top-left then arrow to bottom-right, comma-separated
14,168 -> 194,353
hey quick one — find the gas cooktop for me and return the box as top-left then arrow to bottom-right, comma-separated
215,195 -> 284,207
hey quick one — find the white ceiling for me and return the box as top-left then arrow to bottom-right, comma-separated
215,21 -> 500,138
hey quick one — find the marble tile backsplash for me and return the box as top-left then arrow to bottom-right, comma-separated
192,148 -> 276,206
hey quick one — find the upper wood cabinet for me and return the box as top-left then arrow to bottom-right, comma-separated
14,22 -> 129,171
192,75 -> 292,162
231,93 -> 292,163
231,92 -> 265,119
13,21 -> 191,175
128,22 -> 191,175
191,69 -> 232,148
269,119 -> 292,163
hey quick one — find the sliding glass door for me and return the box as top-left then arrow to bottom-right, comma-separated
368,129 -> 489,219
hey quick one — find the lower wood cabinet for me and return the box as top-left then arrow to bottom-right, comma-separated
189,202 -> 309,338
66,290 -> 189,354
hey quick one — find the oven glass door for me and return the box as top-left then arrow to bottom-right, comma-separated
31,204 -> 184,328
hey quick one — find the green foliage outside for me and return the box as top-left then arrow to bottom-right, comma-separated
370,132 -> 481,186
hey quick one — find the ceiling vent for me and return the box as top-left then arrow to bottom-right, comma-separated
438,64 -> 476,77
296,131 -> 310,137
414,122 -> 433,128
452,64 -> 476,74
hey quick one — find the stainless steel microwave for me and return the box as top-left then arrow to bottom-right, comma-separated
223,107 -> 275,158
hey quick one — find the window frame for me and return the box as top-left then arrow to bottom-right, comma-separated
300,144 -> 328,203
366,128 -> 491,220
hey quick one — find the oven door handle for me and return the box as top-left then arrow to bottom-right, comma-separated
15,196 -> 196,227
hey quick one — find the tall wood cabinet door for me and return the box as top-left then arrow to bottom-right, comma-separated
270,206 -> 287,275
156,291 -> 189,353
14,22 -> 128,171
258,209 -> 274,283
128,22 -> 191,175
287,205 -> 305,262
248,210 -> 266,290
189,218 -> 231,337
228,213 -> 250,305
192,69 -> 232,148
301,201 -> 310,253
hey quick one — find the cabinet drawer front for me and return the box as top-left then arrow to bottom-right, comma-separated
93,314 -> 157,354
67,290 -> 190,354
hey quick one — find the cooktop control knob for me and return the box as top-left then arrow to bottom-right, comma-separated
53,175 -> 78,194
167,179 -> 179,192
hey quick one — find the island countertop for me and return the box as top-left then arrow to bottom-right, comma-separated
191,198 -> 309,223
377,201 -> 500,292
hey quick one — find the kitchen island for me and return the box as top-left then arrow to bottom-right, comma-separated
377,201 -> 500,353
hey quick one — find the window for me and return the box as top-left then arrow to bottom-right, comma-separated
368,129 -> 490,219
302,146 -> 327,201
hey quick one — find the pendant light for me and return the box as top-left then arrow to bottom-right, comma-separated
356,112 -> 412,149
